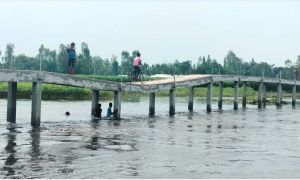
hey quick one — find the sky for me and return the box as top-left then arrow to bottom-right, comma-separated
0,0 -> 299,67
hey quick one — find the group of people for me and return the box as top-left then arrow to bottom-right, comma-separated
66,42 -> 143,77
65,102 -> 117,119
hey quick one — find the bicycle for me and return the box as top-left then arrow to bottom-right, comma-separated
129,66 -> 147,84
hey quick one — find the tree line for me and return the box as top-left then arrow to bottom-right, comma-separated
1,42 -> 299,80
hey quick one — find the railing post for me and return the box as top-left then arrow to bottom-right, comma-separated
91,90 -> 99,116
242,81 -> 247,108
234,81 -> 239,110
169,89 -> 175,115
188,86 -> 194,111
207,82 -> 212,112
7,82 -> 17,123
113,90 -> 121,120
31,81 -> 42,127
218,81 -> 223,109
149,93 -> 155,115
292,84 -> 296,107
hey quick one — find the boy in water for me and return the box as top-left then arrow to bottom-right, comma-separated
107,102 -> 118,118
95,103 -> 102,118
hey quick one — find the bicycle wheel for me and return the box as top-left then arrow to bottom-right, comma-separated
139,72 -> 147,83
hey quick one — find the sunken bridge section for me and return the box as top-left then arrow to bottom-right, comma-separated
1,69 -> 299,126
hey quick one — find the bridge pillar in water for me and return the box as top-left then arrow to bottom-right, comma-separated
218,81 -> 223,109
91,90 -> 99,116
188,86 -> 194,111
207,82 -> 212,112
258,82 -> 263,108
113,91 -> 121,120
149,93 -> 155,116
242,82 -> 247,108
276,83 -> 282,106
263,83 -> 266,107
7,82 -> 17,123
169,89 -> 175,115
292,84 -> 296,107
31,81 -> 42,127
234,81 -> 239,110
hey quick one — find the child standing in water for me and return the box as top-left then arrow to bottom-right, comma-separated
107,102 -> 118,118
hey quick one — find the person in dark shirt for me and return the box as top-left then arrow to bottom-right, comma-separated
65,42 -> 77,75
95,103 -> 102,118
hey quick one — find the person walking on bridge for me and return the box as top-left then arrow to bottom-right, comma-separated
65,42 -> 77,75
133,52 -> 143,80
294,67 -> 299,80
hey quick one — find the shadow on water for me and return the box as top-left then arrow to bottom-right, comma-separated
2,130 -> 18,177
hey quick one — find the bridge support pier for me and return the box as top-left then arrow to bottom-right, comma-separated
276,83 -> 282,106
218,81 -> 223,109
149,93 -> 155,116
292,84 -> 296,107
7,82 -> 17,123
91,90 -> 99,116
258,82 -> 263,108
169,89 -> 175,115
263,83 -> 266,107
242,82 -> 247,108
31,81 -> 42,127
113,91 -> 121,120
207,82 -> 212,112
188,86 -> 194,111
234,81 -> 239,110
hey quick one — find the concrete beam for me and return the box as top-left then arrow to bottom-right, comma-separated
188,86 -> 194,111
207,82 -> 212,112
276,83 -> 282,106
242,82 -> 247,108
7,82 -> 17,123
113,91 -> 121,120
292,84 -> 296,107
234,81 -> 239,110
91,90 -> 99,116
149,93 -> 155,115
169,89 -> 175,115
218,81 -> 223,109
31,81 -> 42,127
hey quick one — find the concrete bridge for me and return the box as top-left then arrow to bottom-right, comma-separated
1,69 -> 299,127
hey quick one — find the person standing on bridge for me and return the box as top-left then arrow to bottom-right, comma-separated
133,52 -> 143,80
65,42 -> 77,75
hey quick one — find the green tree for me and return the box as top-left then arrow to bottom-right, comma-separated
3,43 -> 15,69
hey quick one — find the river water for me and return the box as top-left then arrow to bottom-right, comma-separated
0,97 -> 300,178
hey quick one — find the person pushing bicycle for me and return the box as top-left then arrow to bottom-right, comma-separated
133,52 -> 143,80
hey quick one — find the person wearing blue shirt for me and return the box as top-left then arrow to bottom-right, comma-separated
65,42 -> 77,75
107,102 -> 118,118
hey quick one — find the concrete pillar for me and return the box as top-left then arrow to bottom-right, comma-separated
169,89 -> 175,115
7,82 -> 17,123
207,82 -> 212,112
276,83 -> 282,106
234,81 -> 239,110
292,84 -> 296,107
258,82 -> 263,108
188,86 -> 194,111
263,83 -> 266,107
91,89 -> 99,116
31,81 -> 42,127
149,93 -> 155,115
242,82 -> 247,108
113,91 -> 121,120
218,81 -> 223,109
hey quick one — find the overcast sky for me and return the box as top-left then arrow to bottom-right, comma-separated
0,0 -> 299,67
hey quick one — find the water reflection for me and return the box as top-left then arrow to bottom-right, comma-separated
3,130 -> 17,176
29,128 -> 43,172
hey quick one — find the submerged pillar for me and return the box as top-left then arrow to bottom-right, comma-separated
31,81 -> 42,127
188,86 -> 194,111
276,83 -> 282,106
242,81 -> 247,108
7,82 -> 17,123
169,89 -> 175,115
207,82 -> 212,112
292,84 -> 296,107
149,93 -> 155,115
218,81 -> 223,109
263,83 -> 266,107
258,82 -> 263,108
91,90 -> 99,116
113,90 -> 121,120
234,81 -> 239,110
